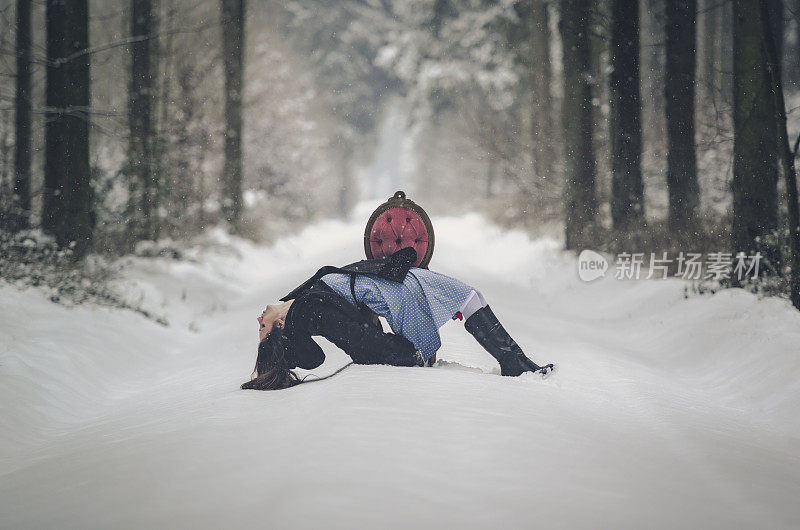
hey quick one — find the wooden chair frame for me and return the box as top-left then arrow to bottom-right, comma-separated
363,190 -> 435,269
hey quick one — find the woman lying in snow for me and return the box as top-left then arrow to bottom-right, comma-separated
242,246 -> 554,390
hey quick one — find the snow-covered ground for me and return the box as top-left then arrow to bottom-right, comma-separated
2,204 -> 800,529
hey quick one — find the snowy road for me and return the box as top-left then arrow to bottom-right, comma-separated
2,208 -> 800,529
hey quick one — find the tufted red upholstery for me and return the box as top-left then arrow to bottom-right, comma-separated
368,207 -> 429,267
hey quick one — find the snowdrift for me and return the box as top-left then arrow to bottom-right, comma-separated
2,208 -> 800,529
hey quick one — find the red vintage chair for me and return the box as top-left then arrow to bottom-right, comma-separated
364,190 -> 437,366
364,190 -> 435,269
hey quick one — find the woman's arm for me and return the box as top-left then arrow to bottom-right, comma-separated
287,333 -> 326,370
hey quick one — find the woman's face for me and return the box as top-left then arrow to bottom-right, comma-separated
257,304 -> 285,342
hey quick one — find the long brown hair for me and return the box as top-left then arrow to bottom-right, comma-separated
241,327 -> 302,391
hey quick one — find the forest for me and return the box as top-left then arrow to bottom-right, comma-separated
0,0 -> 799,308
3,2 -> 800,528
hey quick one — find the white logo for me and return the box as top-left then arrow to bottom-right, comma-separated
578,249 -> 608,282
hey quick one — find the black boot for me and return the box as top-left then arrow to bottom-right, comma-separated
464,305 -> 554,376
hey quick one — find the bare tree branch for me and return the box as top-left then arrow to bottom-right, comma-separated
0,21 -> 216,68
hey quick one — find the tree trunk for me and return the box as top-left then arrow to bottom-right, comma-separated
129,0 -> 159,242
761,0 -> 800,308
640,0 -> 667,189
784,0 -> 800,92
13,0 -> 32,230
732,0 -> 780,274
220,0 -> 245,229
665,0 -> 699,234
589,0 -> 610,208
44,0 -> 93,258
530,0 -> 556,181
766,0 -> 784,60
718,0 -> 734,104
698,0 -> 735,154
698,0 -> 721,108
155,0 -> 173,234
431,0 -> 451,38
42,0 -> 64,234
609,0 -> 644,229
560,0 -> 597,250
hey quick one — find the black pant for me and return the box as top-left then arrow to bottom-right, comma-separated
292,280 -> 422,367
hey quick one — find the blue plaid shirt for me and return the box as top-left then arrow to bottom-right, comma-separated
320,267 -> 474,361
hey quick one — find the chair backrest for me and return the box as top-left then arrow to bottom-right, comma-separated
363,190 -> 435,269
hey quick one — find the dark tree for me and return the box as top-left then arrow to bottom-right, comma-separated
560,0 -> 597,249
13,0 -> 32,230
609,0 -> 644,229
761,0 -> 800,308
766,0 -> 783,60
129,0 -> 159,242
785,0 -> 800,92
732,0 -> 779,271
698,0 -> 724,113
530,0 -> 556,181
665,0 -> 699,234
43,0 -> 93,257
640,0 -> 668,197
220,0 -> 245,229
589,0 -> 610,203
42,0 -> 63,235
719,0 -> 734,103
699,0 -> 716,96
431,0 -> 453,37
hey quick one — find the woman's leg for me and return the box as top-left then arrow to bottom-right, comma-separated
298,293 -> 424,367
457,289 -> 488,320
459,289 -> 554,376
